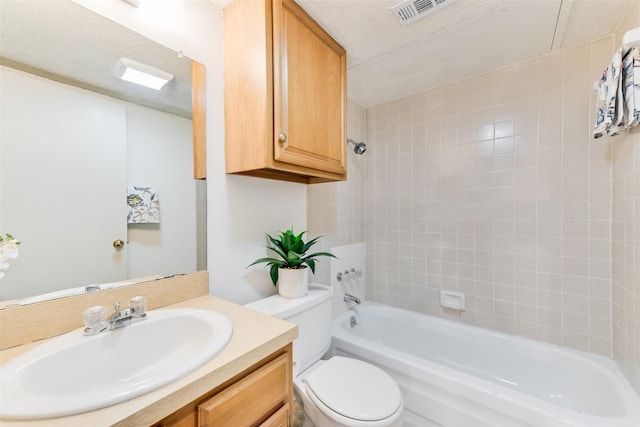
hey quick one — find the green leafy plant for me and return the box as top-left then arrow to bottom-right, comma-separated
248,228 -> 336,286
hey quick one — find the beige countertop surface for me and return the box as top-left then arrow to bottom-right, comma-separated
0,294 -> 298,427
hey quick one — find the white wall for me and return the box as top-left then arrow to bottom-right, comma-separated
126,103 -> 197,279
74,0 -> 308,304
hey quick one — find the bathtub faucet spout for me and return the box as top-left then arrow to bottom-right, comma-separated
344,293 -> 361,305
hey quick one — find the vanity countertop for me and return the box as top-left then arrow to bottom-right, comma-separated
0,294 -> 298,426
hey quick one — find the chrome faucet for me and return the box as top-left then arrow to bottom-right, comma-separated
83,296 -> 147,335
343,293 -> 361,305
108,300 -> 146,330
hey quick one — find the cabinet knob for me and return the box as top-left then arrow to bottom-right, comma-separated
278,133 -> 287,143
113,239 -> 125,249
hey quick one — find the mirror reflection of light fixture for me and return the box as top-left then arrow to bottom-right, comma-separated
113,58 -> 174,90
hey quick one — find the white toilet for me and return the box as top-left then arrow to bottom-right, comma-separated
245,284 -> 403,427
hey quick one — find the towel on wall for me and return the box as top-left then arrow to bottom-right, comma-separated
593,49 -> 622,138
594,46 -> 640,138
127,186 -> 160,224
621,46 -> 640,128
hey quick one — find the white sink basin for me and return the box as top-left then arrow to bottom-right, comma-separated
0,308 -> 233,420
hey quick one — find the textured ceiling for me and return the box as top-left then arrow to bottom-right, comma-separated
2,0 -> 634,113
294,0 -> 636,107
0,0 -> 192,118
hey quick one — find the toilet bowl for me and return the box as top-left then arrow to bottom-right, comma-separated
245,284 -> 403,427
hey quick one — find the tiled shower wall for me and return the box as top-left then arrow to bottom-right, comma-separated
309,9 -> 639,391
307,98 -> 367,285
612,121 -> 640,392
612,3 -> 640,393
365,38 -> 616,356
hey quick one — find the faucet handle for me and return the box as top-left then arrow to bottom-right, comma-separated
129,296 -> 147,316
83,305 -> 108,334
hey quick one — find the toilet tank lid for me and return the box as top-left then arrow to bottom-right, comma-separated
244,284 -> 333,319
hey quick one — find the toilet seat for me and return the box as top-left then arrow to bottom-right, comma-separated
304,356 -> 402,422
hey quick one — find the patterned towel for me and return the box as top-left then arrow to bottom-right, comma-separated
594,46 -> 640,138
127,186 -> 160,224
621,46 -> 640,129
593,49 -> 622,138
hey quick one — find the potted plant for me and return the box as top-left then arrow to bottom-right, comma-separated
248,228 -> 336,298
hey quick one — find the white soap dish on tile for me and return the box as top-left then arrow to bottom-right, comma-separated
440,290 -> 465,311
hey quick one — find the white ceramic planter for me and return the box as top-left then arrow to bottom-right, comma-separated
277,266 -> 309,298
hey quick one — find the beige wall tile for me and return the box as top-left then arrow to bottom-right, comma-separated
358,38 -> 619,357
307,0 -> 639,395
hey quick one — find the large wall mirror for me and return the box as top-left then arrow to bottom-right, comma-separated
0,0 -> 206,304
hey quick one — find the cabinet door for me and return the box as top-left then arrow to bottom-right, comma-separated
272,0 -> 346,176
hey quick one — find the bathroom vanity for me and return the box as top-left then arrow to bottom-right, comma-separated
153,346 -> 291,427
0,273 -> 297,426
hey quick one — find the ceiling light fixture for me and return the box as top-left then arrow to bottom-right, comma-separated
113,58 -> 174,90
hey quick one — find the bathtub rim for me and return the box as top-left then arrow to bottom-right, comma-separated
330,302 -> 640,427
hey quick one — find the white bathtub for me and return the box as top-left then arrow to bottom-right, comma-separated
330,302 -> 640,427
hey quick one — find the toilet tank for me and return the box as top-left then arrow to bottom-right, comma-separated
245,284 -> 333,376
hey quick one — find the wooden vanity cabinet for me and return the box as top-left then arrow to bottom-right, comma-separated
224,0 -> 347,184
153,344 -> 292,427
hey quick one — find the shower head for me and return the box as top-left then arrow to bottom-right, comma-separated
347,138 -> 367,155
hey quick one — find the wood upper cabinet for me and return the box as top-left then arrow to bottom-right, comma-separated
224,0 -> 347,184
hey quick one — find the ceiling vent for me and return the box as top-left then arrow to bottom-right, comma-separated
391,0 -> 455,26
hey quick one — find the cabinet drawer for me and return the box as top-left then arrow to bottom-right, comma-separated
198,353 -> 290,426
259,403 -> 289,427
